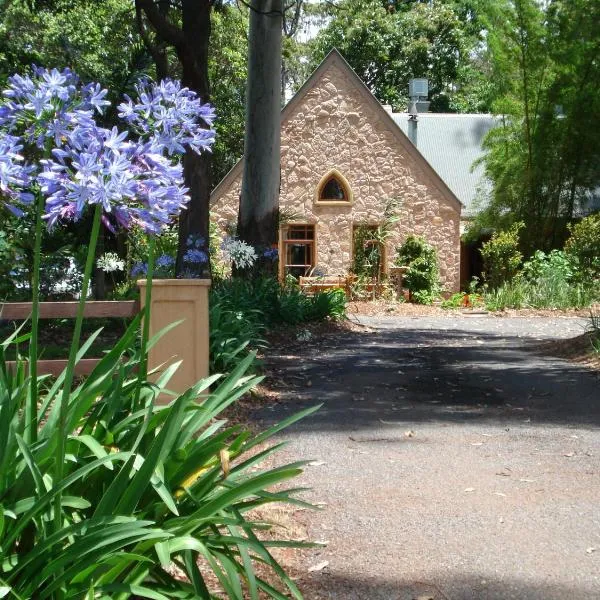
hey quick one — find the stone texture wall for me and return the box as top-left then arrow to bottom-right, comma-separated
211,58 -> 461,291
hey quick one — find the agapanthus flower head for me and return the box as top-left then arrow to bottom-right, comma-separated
97,252 -> 125,273
156,254 -> 176,269
117,78 -> 216,156
186,234 -> 206,249
131,261 -> 148,277
0,132 -> 35,216
0,66 -> 107,150
0,67 -> 215,236
221,237 -> 257,270
263,247 -> 279,261
183,248 -> 208,264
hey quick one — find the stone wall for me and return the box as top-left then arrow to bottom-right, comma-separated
211,56 -> 461,291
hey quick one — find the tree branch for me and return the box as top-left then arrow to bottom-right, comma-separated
136,0 -> 186,50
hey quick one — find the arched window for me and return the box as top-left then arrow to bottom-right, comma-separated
321,177 -> 346,201
315,169 -> 353,205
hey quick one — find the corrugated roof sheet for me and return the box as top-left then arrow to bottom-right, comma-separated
393,113 -> 497,217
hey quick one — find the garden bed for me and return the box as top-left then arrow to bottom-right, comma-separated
347,299 -> 600,318
537,331 -> 600,372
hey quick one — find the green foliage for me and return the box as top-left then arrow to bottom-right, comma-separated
351,199 -> 400,282
564,213 -> 600,282
0,323 -> 318,598
522,249 -> 574,282
482,239 -> 600,310
395,236 -> 440,304
484,277 -> 597,311
307,0 -> 478,111
352,226 -> 384,279
209,278 -> 346,373
209,5 -> 248,184
475,0 -> 600,249
0,0 -> 146,97
480,222 -> 523,289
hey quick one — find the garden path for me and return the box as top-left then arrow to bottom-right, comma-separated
254,315 -> 600,600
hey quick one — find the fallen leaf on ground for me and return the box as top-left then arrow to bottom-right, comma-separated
308,560 -> 329,572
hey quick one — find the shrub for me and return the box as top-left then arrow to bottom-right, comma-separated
0,328 -> 318,598
565,213 -> 600,282
209,277 -> 347,373
395,236 -> 440,304
480,222 -> 524,289
483,247 -> 599,311
307,288 -> 347,321
522,249 -> 574,283
484,278 -> 597,311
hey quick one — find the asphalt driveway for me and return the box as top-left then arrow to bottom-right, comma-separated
255,315 -> 600,599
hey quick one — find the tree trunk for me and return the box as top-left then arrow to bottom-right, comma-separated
135,0 -> 213,278
238,0 -> 282,263
175,0 -> 212,277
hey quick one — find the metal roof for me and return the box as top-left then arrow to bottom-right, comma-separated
393,112 -> 497,217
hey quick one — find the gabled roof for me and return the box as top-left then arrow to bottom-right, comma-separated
211,49 -> 462,213
394,113 -> 497,217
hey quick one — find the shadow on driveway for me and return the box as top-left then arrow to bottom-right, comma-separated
258,320 -> 600,430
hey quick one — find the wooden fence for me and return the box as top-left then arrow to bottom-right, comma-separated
0,300 -> 139,376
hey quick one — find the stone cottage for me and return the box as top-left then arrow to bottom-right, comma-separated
210,49 -> 463,292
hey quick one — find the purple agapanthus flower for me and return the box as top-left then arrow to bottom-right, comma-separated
156,254 -> 175,268
118,78 -> 216,156
183,248 -> 208,264
0,66 -> 216,235
131,261 -> 148,277
186,234 -> 206,249
263,247 -> 279,260
0,133 -> 35,216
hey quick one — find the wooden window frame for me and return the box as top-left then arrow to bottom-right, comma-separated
315,169 -> 354,206
279,224 -> 317,279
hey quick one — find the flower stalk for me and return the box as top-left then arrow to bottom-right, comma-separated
24,193 -> 44,444
53,203 -> 102,531
135,235 -> 156,410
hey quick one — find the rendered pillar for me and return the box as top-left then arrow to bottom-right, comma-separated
137,279 -> 210,399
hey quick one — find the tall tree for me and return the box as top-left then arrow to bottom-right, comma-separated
136,0 -> 213,275
474,0 -> 600,250
237,0 -> 283,260
306,0 -> 476,111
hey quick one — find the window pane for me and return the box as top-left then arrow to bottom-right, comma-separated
321,177 -> 346,200
286,243 -> 312,266
286,225 -> 314,240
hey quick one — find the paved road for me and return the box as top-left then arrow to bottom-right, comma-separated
256,315 -> 600,600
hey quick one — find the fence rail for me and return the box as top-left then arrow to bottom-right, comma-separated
0,300 -> 139,376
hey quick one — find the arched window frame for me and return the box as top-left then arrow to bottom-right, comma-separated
315,169 -> 354,206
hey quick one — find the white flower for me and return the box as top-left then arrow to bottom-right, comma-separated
221,237 -> 257,270
97,252 -> 125,273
